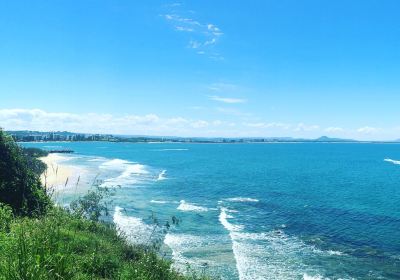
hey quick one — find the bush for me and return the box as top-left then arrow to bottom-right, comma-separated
0,129 -> 50,216
22,147 -> 48,175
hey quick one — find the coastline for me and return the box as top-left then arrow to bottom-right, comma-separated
39,153 -> 77,189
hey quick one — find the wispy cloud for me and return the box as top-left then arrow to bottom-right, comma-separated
0,109 -> 218,136
209,95 -> 246,104
294,123 -> 320,132
163,4 -> 223,59
244,122 -> 291,130
325,127 -> 344,133
357,126 -> 378,134
208,83 -> 238,92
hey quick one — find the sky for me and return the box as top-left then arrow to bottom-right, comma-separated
1,0 -> 400,140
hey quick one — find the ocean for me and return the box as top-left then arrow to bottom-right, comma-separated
21,142 -> 400,279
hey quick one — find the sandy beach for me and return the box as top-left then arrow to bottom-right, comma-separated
39,153 -> 76,189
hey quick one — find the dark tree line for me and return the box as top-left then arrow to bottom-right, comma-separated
0,130 -> 50,216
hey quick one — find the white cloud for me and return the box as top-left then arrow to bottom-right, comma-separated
163,7 -> 223,58
357,126 -> 378,134
325,127 -> 344,133
0,109 -> 213,136
176,26 -> 194,32
244,122 -> 291,130
294,123 -> 320,132
5,109 -> 394,140
208,83 -> 236,91
204,38 -> 217,46
190,120 -> 208,128
189,40 -> 201,49
209,95 -> 246,104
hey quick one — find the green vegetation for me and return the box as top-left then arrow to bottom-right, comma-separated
0,129 -> 210,280
0,130 -> 50,216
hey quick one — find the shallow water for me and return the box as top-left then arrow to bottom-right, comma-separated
22,142 -> 400,279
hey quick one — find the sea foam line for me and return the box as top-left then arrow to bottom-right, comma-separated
113,206 -> 153,244
99,158 -> 152,187
384,158 -> 400,165
157,170 -> 167,181
164,233 -> 212,271
219,207 -> 327,280
177,200 -> 208,212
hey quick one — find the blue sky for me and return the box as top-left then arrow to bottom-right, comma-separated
1,0 -> 400,140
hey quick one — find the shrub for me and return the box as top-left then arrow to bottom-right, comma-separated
0,129 -> 50,216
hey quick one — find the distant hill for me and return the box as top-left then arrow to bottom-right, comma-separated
314,136 -> 357,142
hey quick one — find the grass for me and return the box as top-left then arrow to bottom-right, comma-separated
0,205 -> 210,280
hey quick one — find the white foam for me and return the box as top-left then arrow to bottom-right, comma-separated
384,158 -> 400,165
219,207 -> 326,280
225,197 -> 259,203
219,207 -> 244,232
113,206 -> 153,244
87,157 -> 106,162
157,170 -> 167,181
100,159 -> 131,170
326,250 -> 344,256
121,164 -> 149,176
164,233 -> 219,272
177,200 -> 208,212
150,199 -> 169,204
100,158 -> 150,187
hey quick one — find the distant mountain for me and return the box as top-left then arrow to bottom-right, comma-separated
314,136 -> 357,142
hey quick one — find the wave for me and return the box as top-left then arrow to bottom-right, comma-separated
219,207 -> 328,280
113,206 -> 153,244
87,157 -> 106,162
100,159 -> 132,170
99,158 -> 151,187
164,233 -> 206,270
219,207 -> 244,232
384,158 -> 400,165
225,197 -> 259,203
326,250 -> 344,256
157,170 -> 167,181
177,200 -> 208,212
164,233 -> 228,273
150,199 -> 169,204
102,163 -> 149,187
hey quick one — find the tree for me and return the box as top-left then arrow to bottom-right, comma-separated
0,129 -> 50,215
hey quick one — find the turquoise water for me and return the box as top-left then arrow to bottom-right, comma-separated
22,142 -> 400,279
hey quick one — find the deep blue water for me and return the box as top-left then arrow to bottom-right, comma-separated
22,142 -> 400,279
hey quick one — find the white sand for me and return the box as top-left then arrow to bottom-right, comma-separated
39,154 -> 76,189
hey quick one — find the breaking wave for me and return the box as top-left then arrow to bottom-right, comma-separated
99,158 -> 151,187
384,158 -> 400,165
177,200 -> 208,212
157,170 -> 167,181
113,206 -> 153,244
219,207 -> 329,280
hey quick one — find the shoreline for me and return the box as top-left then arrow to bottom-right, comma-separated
39,153 -> 77,189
